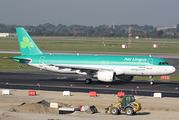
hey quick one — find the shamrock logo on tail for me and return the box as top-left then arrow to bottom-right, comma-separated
21,37 -> 34,50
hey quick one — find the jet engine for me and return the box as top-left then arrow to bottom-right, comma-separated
97,71 -> 116,82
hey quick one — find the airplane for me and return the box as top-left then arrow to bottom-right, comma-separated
12,27 -> 176,85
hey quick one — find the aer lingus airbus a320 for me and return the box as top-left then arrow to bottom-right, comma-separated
12,27 -> 176,84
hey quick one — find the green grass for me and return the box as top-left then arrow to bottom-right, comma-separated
134,74 -> 179,81
0,37 -> 179,54
0,53 -> 37,70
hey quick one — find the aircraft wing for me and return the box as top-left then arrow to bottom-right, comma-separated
47,64 -> 112,72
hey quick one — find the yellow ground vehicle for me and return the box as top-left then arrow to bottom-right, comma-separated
105,95 -> 141,115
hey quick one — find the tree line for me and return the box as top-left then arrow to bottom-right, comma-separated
0,23 -> 179,38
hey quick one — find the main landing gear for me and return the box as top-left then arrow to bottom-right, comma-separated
85,79 -> 92,84
149,76 -> 154,85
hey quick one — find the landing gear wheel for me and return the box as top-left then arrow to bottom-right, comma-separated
85,79 -> 92,84
150,81 -> 154,85
125,108 -> 134,115
110,107 -> 119,115
149,76 -> 154,85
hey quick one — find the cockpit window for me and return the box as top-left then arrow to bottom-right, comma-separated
159,62 -> 169,65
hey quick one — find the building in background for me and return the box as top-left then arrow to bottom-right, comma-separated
0,33 -> 17,37
157,26 -> 177,31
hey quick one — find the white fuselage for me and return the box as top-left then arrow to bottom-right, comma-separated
29,63 -> 176,76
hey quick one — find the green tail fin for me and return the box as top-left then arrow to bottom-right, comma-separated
16,27 -> 44,56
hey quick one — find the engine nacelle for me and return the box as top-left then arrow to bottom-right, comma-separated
97,71 -> 116,82
116,75 -> 134,81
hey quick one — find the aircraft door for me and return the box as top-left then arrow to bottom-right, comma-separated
147,58 -> 153,69
39,56 -> 45,68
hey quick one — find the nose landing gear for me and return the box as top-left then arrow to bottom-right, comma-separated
149,76 -> 154,85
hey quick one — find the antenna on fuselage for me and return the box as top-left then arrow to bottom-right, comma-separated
77,53 -> 79,56
149,54 -> 151,57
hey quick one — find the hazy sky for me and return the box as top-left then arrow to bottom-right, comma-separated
1,0 -> 179,27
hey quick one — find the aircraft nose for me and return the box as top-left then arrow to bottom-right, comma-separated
169,66 -> 176,74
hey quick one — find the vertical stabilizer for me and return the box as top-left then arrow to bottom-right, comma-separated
16,27 -> 44,55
